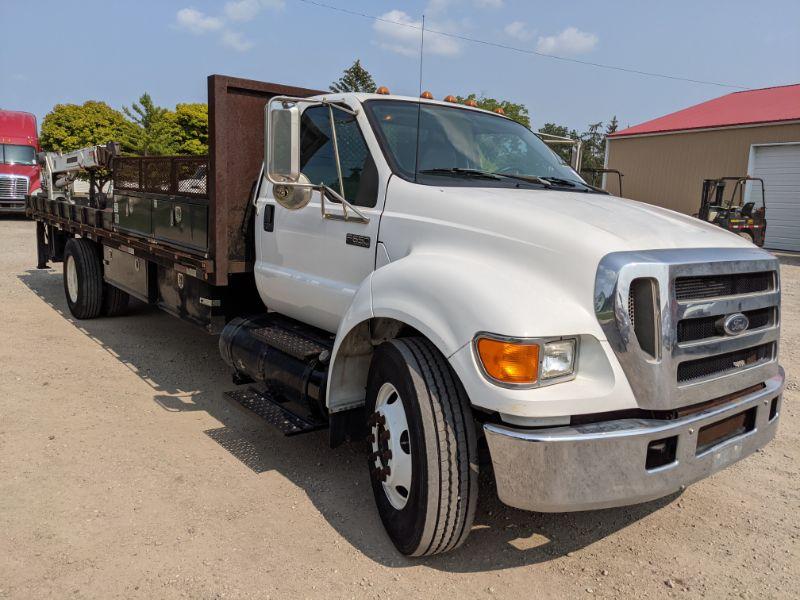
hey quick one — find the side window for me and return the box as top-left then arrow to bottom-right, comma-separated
299,106 -> 378,208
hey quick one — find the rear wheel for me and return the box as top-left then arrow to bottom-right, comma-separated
63,238 -> 103,319
366,337 -> 478,556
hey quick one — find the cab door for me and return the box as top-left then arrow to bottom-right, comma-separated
255,103 -> 384,333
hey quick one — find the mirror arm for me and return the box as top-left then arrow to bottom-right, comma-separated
320,186 -> 370,224
327,104 -> 347,209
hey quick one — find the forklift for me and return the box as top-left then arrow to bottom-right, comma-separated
696,176 -> 767,246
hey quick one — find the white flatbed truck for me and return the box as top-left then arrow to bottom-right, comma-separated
27,75 -> 784,556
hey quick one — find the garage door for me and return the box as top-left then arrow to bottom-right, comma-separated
748,143 -> 800,251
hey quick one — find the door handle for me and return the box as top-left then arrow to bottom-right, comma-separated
263,204 -> 275,232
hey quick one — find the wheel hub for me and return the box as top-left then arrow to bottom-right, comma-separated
369,382 -> 412,510
66,255 -> 79,303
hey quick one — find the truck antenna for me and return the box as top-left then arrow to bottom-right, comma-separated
413,14 -> 425,183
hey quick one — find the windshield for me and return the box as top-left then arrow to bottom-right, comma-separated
1,144 -> 36,166
364,99 -> 582,186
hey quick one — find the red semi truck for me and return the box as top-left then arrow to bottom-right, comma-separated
0,110 -> 40,214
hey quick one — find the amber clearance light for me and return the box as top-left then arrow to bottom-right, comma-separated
476,337 -> 539,385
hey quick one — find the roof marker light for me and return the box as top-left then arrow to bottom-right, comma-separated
465,99 -> 478,107
494,107 -> 506,115
376,86 -> 391,95
420,91 -> 433,99
444,95 -> 458,103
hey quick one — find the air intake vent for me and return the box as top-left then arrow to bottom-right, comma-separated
629,278 -> 660,358
675,272 -> 773,301
677,343 -> 773,383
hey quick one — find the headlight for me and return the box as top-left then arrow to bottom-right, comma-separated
541,339 -> 576,380
474,335 -> 577,387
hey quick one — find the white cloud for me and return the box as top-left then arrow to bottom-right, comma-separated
374,10 -> 461,57
536,27 -> 598,55
427,0 -> 503,12
175,8 -> 223,34
504,20 -> 533,41
221,29 -> 255,52
224,0 -> 284,22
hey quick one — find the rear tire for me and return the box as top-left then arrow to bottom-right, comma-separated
366,337 -> 478,556
63,238 -> 103,319
102,284 -> 130,316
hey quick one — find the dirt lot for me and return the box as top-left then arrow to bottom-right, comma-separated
0,217 -> 798,599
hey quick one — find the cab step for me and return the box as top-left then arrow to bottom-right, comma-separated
225,386 -> 327,436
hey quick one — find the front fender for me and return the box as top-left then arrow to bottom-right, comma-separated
326,251 -> 628,416
370,251 -> 605,354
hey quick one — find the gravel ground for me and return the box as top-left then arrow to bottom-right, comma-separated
0,217 -> 798,599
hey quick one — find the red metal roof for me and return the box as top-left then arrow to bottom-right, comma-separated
610,83 -> 800,138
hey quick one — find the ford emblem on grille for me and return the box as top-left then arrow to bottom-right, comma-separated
722,313 -> 750,336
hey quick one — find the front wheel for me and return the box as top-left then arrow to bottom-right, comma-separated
366,337 -> 478,556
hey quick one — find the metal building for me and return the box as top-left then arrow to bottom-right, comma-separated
605,84 -> 800,251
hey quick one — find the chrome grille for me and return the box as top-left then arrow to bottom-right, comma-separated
0,175 -> 30,199
595,248 -> 781,410
675,271 -> 774,300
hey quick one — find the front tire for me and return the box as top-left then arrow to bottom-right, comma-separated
366,337 -> 478,556
63,238 -> 103,319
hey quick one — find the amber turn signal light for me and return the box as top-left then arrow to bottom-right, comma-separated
476,338 -> 539,384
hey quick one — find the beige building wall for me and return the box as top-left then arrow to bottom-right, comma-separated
605,122 -> 800,214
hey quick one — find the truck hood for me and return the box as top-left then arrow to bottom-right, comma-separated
439,185 -> 749,252
379,178 -> 756,345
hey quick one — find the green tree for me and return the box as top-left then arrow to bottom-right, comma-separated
40,101 -> 130,152
122,93 -> 178,156
329,59 -> 377,93
457,94 -> 530,128
606,115 -> 619,136
167,103 -> 208,155
580,121 -> 605,173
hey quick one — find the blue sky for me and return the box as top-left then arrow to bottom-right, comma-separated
1,0 -> 798,133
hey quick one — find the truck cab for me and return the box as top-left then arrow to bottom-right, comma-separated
0,110 -> 40,214
257,91 -> 783,554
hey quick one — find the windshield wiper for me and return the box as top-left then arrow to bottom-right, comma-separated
541,176 -> 608,194
419,168 -> 502,180
489,173 -> 552,187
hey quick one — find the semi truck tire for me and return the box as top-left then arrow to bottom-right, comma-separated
63,238 -> 103,320
102,284 -> 130,316
365,337 -> 478,556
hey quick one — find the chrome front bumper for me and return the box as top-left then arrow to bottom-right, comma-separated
484,370 -> 784,512
0,199 -> 27,213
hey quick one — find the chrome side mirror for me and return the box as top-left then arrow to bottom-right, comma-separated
266,99 -> 300,184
